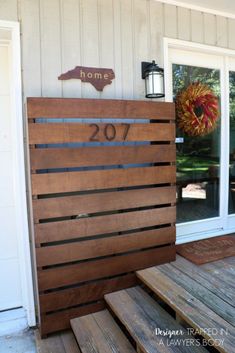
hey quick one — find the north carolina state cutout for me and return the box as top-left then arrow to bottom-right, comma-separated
58,66 -> 115,91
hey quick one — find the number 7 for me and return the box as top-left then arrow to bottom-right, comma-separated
122,123 -> 130,140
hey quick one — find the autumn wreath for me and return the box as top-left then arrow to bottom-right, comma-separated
175,82 -> 219,137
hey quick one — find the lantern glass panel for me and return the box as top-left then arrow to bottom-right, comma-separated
145,71 -> 164,98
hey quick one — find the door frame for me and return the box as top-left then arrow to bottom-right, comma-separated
164,37 -> 235,244
0,20 -> 35,328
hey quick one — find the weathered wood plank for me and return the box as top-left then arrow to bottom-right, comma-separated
32,165 -> 176,195
137,267 -> 235,353
71,310 -> 136,353
35,329 -> 81,353
40,273 -> 136,313
202,259 -> 235,288
158,263 -> 235,326
33,186 -> 176,219
61,331 -> 82,353
173,255 -> 235,307
30,144 -> 176,169
38,245 -> 175,291
27,98 -> 175,119
105,286 -> 207,353
35,206 -> 176,243
28,122 -> 175,144
36,226 -> 175,266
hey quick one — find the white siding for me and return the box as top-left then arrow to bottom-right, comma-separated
0,0 -> 235,100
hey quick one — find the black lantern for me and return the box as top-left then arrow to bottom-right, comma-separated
141,60 -> 165,98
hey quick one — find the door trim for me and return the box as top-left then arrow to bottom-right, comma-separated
163,37 -> 235,244
0,20 -> 35,327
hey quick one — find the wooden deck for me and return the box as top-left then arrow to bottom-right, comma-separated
35,255 -> 235,353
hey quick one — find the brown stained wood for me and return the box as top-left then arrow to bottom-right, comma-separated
40,302 -> 106,336
105,287 -> 207,353
32,165 -> 176,195
36,226 -> 175,266
40,273 -> 136,313
173,255 -> 235,307
28,123 -> 175,144
71,310 -> 135,353
27,98 -> 175,120
33,186 -> 176,220
28,98 -> 176,336
35,206 -> 176,244
35,330 -> 81,353
157,262 -> 235,326
137,267 -> 235,353
30,144 -> 176,170
38,245 -> 176,291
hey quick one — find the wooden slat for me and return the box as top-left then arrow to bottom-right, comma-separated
33,186 -> 176,219
40,273 -> 136,313
137,267 -> 235,353
35,330 -> 81,353
27,97 -> 175,120
32,165 -> 176,195
71,310 -> 136,353
36,226 -> 175,266
30,144 -> 176,170
35,206 -> 176,243
28,123 -> 175,144
105,287 -> 207,353
38,245 -> 176,291
158,262 -> 235,326
41,302 -> 106,336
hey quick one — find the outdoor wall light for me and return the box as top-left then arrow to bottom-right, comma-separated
141,60 -> 165,98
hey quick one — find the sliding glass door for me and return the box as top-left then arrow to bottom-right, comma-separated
167,48 -> 229,240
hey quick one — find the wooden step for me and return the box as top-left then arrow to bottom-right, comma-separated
70,309 -> 135,353
137,266 -> 235,353
105,286 -> 207,353
35,329 -> 81,353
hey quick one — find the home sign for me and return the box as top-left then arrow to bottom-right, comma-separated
58,66 -> 115,91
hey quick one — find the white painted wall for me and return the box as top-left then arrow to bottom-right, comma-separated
0,0 -> 234,101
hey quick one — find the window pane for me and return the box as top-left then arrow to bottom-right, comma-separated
173,64 -> 220,223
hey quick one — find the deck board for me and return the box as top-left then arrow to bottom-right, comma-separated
172,255 -> 235,307
157,262 -> 235,326
137,266 -> 235,353
105,286 -> 207,353
71,310 -> 135,353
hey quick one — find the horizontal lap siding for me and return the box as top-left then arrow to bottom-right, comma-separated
28,98 -> 176,336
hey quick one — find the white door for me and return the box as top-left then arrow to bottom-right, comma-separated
0,42 -> 23,311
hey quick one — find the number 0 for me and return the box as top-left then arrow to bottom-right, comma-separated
104,124 -> 116,141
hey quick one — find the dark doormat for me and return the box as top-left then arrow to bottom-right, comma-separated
176,235 -> 235,265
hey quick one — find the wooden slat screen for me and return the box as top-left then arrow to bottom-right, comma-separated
27,97 -> 176,336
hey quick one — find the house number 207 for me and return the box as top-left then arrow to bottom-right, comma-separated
89,123 -> 130,141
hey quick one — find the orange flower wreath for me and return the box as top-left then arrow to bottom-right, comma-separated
176,82 -> 219,136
